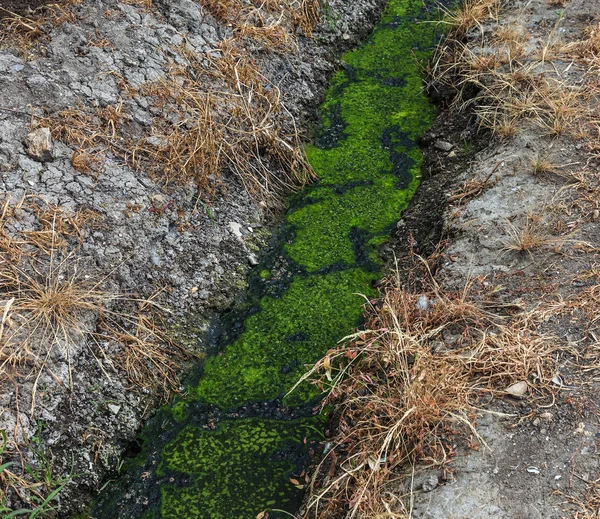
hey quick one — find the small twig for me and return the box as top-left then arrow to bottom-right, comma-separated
0,107 -> 32,117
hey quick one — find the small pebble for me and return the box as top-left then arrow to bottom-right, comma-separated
434,140 -> 454,152
422,475 -> 439,492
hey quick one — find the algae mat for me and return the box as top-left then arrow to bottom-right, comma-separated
91,1 -> 439,517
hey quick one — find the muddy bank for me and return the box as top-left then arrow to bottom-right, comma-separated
0,0 -> 393,515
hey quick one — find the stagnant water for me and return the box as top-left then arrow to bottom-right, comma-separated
91,1 -> 441,517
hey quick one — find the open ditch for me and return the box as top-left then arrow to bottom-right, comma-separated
89,1 -> 445,517
4,0 -> 600,517
0,0 -> 454,516
0,0 -> 398,516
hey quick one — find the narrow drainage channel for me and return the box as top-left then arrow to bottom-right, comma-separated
91,1 -> 441,517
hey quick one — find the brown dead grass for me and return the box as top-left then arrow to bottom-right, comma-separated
12,0 -> 320,203
556,467 -> 600,518
448,166 -> 498,206
531,152 -> 557,175
297,261 -> 556,519
500,210 -> 586,255
298,2 -> 600,516
437,0 -> 500,38
0,194 -> 187,512
430,2 -> 600,142
41,36 -> 315,203
0,2 -> 79,58
201,0 -> 320,40
0,195 -> 188,407
130,39 -> 315,199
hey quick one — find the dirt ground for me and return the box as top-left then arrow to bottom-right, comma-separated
0,0 -> 50,16
385,0 -> 600,517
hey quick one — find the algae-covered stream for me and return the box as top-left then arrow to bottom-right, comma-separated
91,1 -> 440,517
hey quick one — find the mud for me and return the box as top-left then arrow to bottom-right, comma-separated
0,0 -> 50,16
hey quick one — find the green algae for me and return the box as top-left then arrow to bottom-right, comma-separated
171,399 -> 188,423
193,268 -> 377,407
91,1 -> 441,517
159,417 -> 324,519
191,0 -> 439,407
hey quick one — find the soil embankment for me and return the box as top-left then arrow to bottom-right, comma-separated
410,1 -> 600,515
0,0 -> 391,515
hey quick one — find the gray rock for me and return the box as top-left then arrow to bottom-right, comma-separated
24,128 -> 54,162
422,474 -> 439,492
107,404 -> 121,415
434,140 -> 454,152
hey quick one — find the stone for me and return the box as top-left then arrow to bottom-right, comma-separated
434,140 -> 454,152
422,475 -> 439,492
24,128 -> 54,162
505,381 -> 528,398
228,222 -> 243,239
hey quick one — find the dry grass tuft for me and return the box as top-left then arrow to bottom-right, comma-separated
551,264 -> 600,335
200,0 -> 320,41
448,170 -> 497,206
502,212 -> 556,253
0,195 -> 188,407
298,264 -> 556,518
430,1 -> 600,142
531,152 -> 557,175
561,169 -> 600,221
0,252 -> 108,367
42,38 -> 315,203
565,22 -> 600,65
20,0 -> 320,203
438,0 -> 500,38
501,210 -> 584,256
130,40 -> 315,199
0,2 -> 79,57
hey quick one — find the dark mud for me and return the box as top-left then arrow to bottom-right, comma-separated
0,0 -> 49,16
